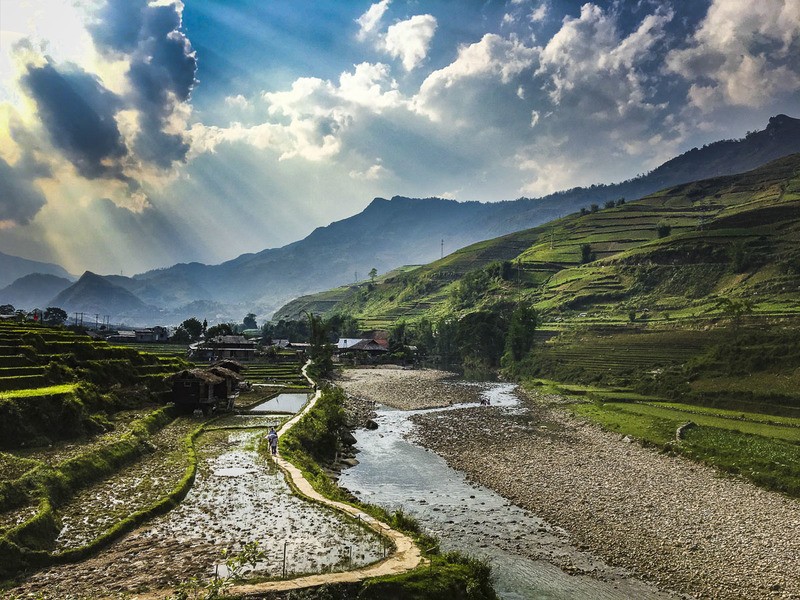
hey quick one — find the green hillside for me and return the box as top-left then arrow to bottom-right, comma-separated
278,153 -> 800,327
274,155 -> 800,497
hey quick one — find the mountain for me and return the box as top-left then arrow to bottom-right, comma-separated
131,114 -> 800,321
0,273 -> 72,310
49,271 -> 154,320
274,152 -> 800,325
0,250 -> 73,289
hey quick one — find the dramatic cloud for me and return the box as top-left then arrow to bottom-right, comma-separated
414,34 -> 537,121
190,62 -> 405,161
536,3 -> 673,117
22,61 -> 126,179
1,1 -> 797,277
90,0 -> 197,168
0,156 -> 47,225
666,0 -> 800,110
384,15 -> 438,71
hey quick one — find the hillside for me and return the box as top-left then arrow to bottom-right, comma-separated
0,273 -> 72,310
0,251 -> 72,289
49,271 -> 155,320
275,152 -> 800,326
3,114 -> 798,326
130,114 -> 800,321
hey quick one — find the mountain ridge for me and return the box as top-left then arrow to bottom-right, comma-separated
274,152 -> 800,325
2,114 -> 799,325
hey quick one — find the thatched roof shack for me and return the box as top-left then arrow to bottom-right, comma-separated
212,359 -> 245,373
169,366 -> 241,413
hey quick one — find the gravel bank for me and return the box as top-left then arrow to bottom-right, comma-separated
336,367 -> 481,410
339,368 -> 800,600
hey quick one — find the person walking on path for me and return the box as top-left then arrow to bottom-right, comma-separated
267,427 -> 278,455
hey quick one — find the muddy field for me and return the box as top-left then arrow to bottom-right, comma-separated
8,422 -> 384,599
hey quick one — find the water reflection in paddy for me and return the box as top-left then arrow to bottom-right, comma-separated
250,393 -> 309,414
144,425 -> 383,577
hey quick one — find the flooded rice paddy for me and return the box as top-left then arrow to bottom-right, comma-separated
10,416 -> 384,598
143,426 -> 384,576
250,392 -> 310,414
339,384 -> 682,600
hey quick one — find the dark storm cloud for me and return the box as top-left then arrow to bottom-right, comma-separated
22,61 -> 126,179
90,0 -> 197,168
0,157 -> 47,224
89,0 -> 145,54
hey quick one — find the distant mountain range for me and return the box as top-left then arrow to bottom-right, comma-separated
1,114 -> 799,325
0,251 -> 73,289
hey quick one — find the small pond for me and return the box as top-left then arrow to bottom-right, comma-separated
250,393 -> 309,414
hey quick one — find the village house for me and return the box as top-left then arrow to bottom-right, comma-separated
169,367 -> 239,414
189,335 -> 257,361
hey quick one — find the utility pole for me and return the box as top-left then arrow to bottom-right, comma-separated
441,239 -> 444,259
95,314 -> 99,330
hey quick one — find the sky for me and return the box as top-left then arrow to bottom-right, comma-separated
0,0 -> 798,277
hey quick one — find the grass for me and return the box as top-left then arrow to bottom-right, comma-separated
589,402 -> 800,442
570,400 -> 800,497
0,384 -> 78,399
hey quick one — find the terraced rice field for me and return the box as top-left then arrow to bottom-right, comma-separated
0,321 -> 333,590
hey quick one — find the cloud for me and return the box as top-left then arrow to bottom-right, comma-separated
665,0 -> 800,110
0,156 -> 47,225
349,162 -> 390,181
190,62 -> 406,162
414,33 -> 537,121
530,3 -> 548,23
356,0 -> 391,40
535,3 -> 673,116
384,15 -> 438,71
21,60 -> 127,179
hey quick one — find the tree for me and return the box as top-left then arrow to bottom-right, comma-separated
657,223 -> 672,238
504,304 -> 538,361
207,323 -> 234,338
305,311 -> 333,377
728,240 -> 749,273
170,327 -> 191,344
43,307 -> 68,326
714,297 -> 753,333
590,203 -> 599,213
369,267 -> 378,282
243,313 -> 257,330
180,317 -> 203,341
0,304 -> 14,315
604,200 -> 616,209
580,243 -> 596,264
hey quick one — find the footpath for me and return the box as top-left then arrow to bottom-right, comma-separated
129,363 -> 422,599
227,364 -> 422,597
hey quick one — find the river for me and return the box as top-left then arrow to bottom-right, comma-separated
338,383 -> 683,600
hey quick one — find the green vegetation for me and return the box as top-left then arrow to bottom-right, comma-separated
570,401 -> 800,497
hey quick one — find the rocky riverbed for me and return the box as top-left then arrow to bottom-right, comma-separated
338,368 -> 800,600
